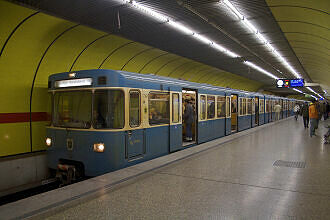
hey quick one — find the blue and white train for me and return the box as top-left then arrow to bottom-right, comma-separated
45,69 -> 295,183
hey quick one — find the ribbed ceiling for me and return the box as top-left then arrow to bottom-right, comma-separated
266,0 -> 329,96
10,0 -> 328,96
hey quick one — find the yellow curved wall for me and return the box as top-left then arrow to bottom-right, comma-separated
0,1 -> 263,157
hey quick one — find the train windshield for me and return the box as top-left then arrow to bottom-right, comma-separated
53,91 -> 92,129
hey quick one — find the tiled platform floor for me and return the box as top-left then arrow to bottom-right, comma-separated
43,118 -> 330,219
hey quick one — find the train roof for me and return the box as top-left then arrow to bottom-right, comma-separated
49,69 -> 293,100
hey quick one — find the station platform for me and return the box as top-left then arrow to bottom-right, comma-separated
1,117 -> 329,219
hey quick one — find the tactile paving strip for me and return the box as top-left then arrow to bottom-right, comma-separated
273,160 -> 306,168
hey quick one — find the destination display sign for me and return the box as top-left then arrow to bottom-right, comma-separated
289,79 -> 304,87
55,78 -> 93,88
277,79 -> 304,88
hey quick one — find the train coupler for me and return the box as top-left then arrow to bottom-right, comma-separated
56,164 -> 77,186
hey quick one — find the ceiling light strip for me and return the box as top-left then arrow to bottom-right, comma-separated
244,61 -> 278,80
125,0 -> 280,80
222,0 -> 302,79
292,88 -> 304,94
306,87 -> 323,99
125,0 -> 238,58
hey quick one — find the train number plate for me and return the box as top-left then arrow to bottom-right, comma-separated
67,139 -> 73,151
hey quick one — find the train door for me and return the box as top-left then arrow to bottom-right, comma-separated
231,94 -> 238,132
126,89 -> 145,159
255,97 -> 259,126
182,89 -> 197,147
169,91 -> 182,152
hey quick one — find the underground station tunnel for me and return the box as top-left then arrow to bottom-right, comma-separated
0,0 -> 329,219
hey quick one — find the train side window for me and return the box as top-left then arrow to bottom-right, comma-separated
252,98 -> 255,114
93,90 -> 125,129
148,92 -> 170,125
226,96 -> 231,118
259,99 -> 264,113
243,98 -> 247,115
247,98 -> 252,115
172,93 -> 180,123
239,98 -> 243,116
129,90 -> 140,128
217,96 -> 226,118
207,95 -> 215,119
200,95 -> 206,120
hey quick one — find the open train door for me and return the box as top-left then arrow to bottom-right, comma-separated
182,89 -> 197,147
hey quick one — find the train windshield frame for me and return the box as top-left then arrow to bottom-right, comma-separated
53,90 -> 92,129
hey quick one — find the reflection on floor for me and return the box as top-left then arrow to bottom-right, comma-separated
46,118 -> 330,219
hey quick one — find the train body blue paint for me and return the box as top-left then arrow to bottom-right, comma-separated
46,69 -> 296,179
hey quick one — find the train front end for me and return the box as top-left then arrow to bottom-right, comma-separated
46,70 -> 125,184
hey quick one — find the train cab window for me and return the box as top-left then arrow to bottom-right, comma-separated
93,90 -> 124,129
247,98 -> 252,115
129,90 -> 140,128
148,92 -> 170,125
200,95 -> 206,120
207,96 -> 215,119
217,96 -> 226,118
172,93 -> 180,123
47,92 -> 53,126
53,91 -> 92,129
226,96 -> 231,118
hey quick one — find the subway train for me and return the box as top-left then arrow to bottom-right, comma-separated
46,69 -> 295,183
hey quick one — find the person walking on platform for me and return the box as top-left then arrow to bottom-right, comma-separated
301,102 -> 309,128
183,99 -> 194,141
274,103 -> 281,121
293,103 -> 300,120
309,100 -> 319,137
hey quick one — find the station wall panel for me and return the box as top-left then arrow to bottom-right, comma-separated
0,1 -> 263,157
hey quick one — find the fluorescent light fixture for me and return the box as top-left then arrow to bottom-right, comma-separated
244,61 -> 278,80
306,87 -> 323,99
124,0 -> 239,59
55,78 -> 93,88
194,34 -> 212,44
130,0 -> 168,22
168,21 -> 194,35
292,88 -> 303,94
242,19 -> 258,33
226,50 -> 239,58
211,43 -> 226,52
265,42 -> 275,51
223,0 -> 244,20
221,0 -> 303,79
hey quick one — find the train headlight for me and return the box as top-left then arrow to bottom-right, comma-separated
46,138 -> 52,147
93,143 -> 105,153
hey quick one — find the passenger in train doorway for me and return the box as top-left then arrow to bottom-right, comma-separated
293,103 -> 300,120
301,103 -> 309,128
184,99 -> 194,141
309,100 -> 319,137
274,103 -> 281,121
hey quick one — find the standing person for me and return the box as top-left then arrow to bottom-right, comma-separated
274,103 -> 281,121
183,99 -> 194,141
321,102 -> 327,121
315,101 -> 321,130
309,100 -> 319,137
293,103 -> 300,120
301,102 -> 309,128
